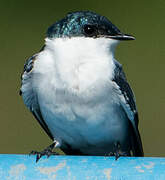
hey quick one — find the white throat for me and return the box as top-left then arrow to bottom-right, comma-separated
36,37 -> 119,93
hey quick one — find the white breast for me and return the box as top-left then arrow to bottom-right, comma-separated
42,37 -> 117,91
32,37 -> 128,154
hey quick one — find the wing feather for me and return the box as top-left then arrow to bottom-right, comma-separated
20,54 -> 54,140
112,60 -> 144,156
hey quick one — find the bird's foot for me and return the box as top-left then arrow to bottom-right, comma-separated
108,150 -> 128,160
105,142 -> 128,160
30,142 -> 59,162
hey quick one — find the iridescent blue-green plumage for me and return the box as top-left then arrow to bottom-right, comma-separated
47,11 -> 121,38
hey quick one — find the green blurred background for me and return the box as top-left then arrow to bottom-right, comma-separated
0,0 -> 165,156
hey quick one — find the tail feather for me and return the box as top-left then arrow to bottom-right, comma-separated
130,122 -> 144,157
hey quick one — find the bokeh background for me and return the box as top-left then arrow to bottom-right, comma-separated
0,0 -> 165,156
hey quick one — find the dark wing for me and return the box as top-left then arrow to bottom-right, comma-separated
20,54 -> 54,140
112,60 -> 144,156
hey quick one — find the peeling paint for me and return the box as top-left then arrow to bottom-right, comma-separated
135,165 -> 141,169
7,164 -> 26,180
143,162 -> 155,169
81,159 -> 88,163
135,162 -> 155,173
103,168 -> 112,180
67,166 -> 73,180
137,169 -> 145,173
0,155 -> 164,179
135,166 -> 145,173
37,161 -> 66,179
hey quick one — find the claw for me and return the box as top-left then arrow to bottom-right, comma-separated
30,142 -> 59,162
105,142 -> 129,160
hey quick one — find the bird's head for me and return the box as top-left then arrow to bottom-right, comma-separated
47,11 -> 135,41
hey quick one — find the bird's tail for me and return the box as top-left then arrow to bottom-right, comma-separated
130,122 -> 144,157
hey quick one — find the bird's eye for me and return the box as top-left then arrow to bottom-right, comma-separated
84,25 -> 97,37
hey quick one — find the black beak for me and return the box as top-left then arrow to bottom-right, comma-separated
109,33 -> 135,40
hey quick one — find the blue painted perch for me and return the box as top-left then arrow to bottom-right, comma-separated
0,155 -> 165,179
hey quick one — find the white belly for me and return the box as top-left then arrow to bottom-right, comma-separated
35,76 -> 130,155
32,37 -> 131,155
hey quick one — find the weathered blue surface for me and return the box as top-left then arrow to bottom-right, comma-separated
0,154 -> 165,179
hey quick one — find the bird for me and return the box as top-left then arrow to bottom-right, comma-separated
20,11 -> 144,162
